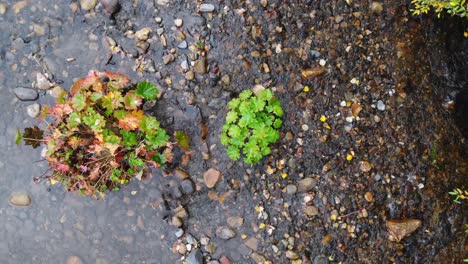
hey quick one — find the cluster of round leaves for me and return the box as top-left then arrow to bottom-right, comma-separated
411,0 -> 468,17
27,71 -> 170,199
220,89 -> 283,164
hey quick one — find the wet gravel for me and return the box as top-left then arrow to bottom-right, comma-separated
0,0 -> 467,263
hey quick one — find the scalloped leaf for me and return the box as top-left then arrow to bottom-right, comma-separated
136,81 -> 159,100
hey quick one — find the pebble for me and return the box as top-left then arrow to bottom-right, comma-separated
251,253 -> 266,263
180,179 -> 195,194
186,249 -> 203,264
377,100 -> 385,111
48,86 -> 67,98
172,216 -> 183,227
36,72 -> 53,90
13,87 -> 39,101
200,3 -> 215,12
135,27 -> 152,41
174,18 -> 183,28
26,103 -> 41,118
100,0 -> 120,15
0,3 -> 6,15
163,54 -> 175,65
359,161 -> 372,172
193,58 -> 207,74
155,17 -> 162,24
286,184 -> 297,195
12,1 -> 27,13
219,256 -> 230,264
386,219 -> 421,242
66,256 -> 82,264
297,178 -> 317,192
178,40 -> 188,49
216,226 -> 236,240
80,0 -> 98,10
136,41 -> 150,54
221,75 -> 231,86
286,250 -> 300,260
181,59 -> 189,70
370,2 -> 384,14
301,124 -> 309,131
185,71 -> 195,81
244,237 -> 258,251
204,168 -> 221,188
364,192 -> 373,202
227,216 -> 244,228
9,193 -> 32,206
156,27 -> 164,36
304,205 -> 319,216
175,229 -> 184,238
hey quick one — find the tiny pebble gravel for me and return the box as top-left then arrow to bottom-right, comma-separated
377,100 -> 386,111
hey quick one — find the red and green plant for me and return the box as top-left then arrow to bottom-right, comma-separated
16,71 -> 172,199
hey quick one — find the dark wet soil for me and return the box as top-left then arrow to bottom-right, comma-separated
0,0 -> 466,263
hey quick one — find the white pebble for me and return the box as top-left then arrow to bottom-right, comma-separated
301,124 -> 309,131
319,59 -> 326,66
377,100 -> 386,111
26,103 -> 41,118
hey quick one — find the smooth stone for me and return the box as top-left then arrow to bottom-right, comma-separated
155,17 -> 162,24
156,27 -> 165,36
0,3 -> 6,15
163,54 -> 175,65
216,226 -> 236,240
185,71 -> 195,81
178,40 -> 188,49
14,87 -> 39,101
80,0 -> 98,10
386,219 -> 421,241
193,58 -> 207,74
48,86 -> 67,98
199,3 -> 215,12
66,256 -> 82,264
377,100 -> 386,111
174,18 -> 183,28
244,237 -> 258,251
175,229 -> 184,238
180,179 -> 195,194
36,73 -> 53,90
100,0 -> 120,15
286,184 -> 297,194
304,205 -> 319,216
26,103 -> 41,118
186,249 -> 203,264
227,216 -> 244,228
286,250 -> 300,260
297,178 -> 317,192
204,168 -> 221,188
9,193 -> 31,206
135,27 -> 152,41
370,2 -> 383,13
181,59 -> 189,70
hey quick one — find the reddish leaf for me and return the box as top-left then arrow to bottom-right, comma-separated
56,163 -> 70,173
118,110 -> 144,131
48,104 -> 73,120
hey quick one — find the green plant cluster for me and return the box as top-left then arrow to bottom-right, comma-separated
411,0 -> 467,18
220,89 -> 283,164
18,71 -> 170,199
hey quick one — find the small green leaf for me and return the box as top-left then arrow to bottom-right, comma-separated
139,116 -> 160,135
273,118 -> 283,129
72,93 -> 86,111
67,112 -> 81,127
152,153 -> 166,165
226,111 -> 238,124
228,125 -> 241,138
220,133 -> 230,145
121,130 -> 138,148
15,129 -> 23,145
90,92 -> 103,102
258,89 -> 273,101
251,97 -> 266,112
228,98 -> 241,110
239,90 -> 253,100
136,81 -> 159,100
227,145 -> 240,160
175,130 -> 190,151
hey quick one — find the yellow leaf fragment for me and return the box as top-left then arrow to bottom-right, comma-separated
346,154 -> 353,161
320,115 -> 327,122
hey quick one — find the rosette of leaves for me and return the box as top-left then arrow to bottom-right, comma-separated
17,71 -> 171,199
220,89 -> 283,164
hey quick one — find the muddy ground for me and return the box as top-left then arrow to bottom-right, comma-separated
0,0 -> 466,263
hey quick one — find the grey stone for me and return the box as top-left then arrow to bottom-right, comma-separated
178,40 -> 188,49
186,249 -> 203,264
180,179 -> 195,194
297,178 -> 317,192
377,100 -> 385,111
156,27 -> 165,36
286,184 -> 297,195
100,0 -> 120,15
216,226 -> 236,240
163,54 -> 175,65
200,3 -> 215,13
175,229 -> 184,238
26,103 -> 41,118
174,18 -> 183,28
13,87 -> 39,101
193,58 -> 207,74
